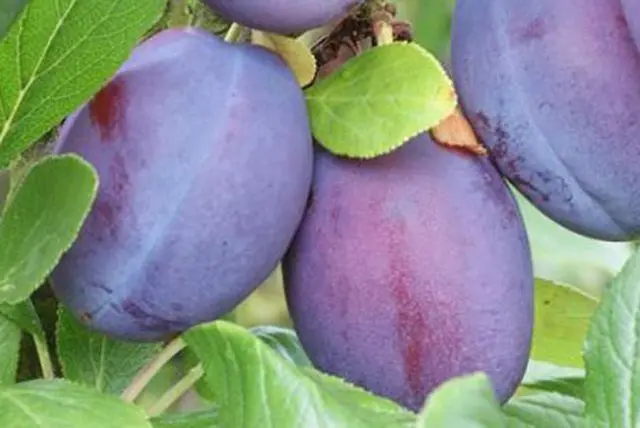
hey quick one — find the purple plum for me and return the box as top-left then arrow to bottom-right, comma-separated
622,0 -> 640,48
283,134 -> 534,411
203,0 -> 363,34
51,28 -> 313,341
451,0 -> 640,241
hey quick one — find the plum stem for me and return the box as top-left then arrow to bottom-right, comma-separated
147,364 -> 205,416
371,6 -> 395,45
121,337 -> 186,403
224,23 -> 244,43
33,333 -> 54,380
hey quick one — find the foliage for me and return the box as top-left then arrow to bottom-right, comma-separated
0,0 -> 637,427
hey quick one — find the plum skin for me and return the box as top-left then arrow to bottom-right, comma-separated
203,0 -> 363,34
622,0 -> 640,48
451,0 -> 640,241
283,135 -> 534,412
50,28 -> 313,341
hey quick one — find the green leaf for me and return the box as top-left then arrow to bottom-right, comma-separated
0,379 -> 152,427
0,300 -> 44,339
531,279 -> 598,368
503,393 -> 585,427
56,306 -> 161,395
416,373 -> 507,427
0,154 -> 98,304
183,321 -> 416,428
0,169 -> 8,213
151,408 -> 219,428
191,325 -> 312,402
0,0 -> 166,168
520,361 -> 584,399
251,325 -> 312,367
0,0 -> 27,40
0,313 -> 21,385
584,249 -> 640,428
305,42 -> 456,159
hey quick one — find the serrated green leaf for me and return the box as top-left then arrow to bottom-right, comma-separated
0,300 -> 45,339
150,408 -> 219,428
531,279 -> 597,368
0,313 -> 21,385
584,250 -> 640,428
56,306 -> 161,395
251,325 -> 312,367
519,361 -> 584,399
183,321 -> 416,428
0,379 -> 152,427
305,42 -> 456,159
0,155 -> 98,304
503,393 -> 585,428
416,373 -> 507,427
0,0 -> 27,40
0,0 -> 166,168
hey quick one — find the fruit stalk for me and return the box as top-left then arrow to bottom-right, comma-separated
121,338 -> 186,403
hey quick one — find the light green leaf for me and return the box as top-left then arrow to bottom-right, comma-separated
251,325 -> 311,367
0,0 -> 27,40
584,249 -> 640,428
416,373 -> 507,427
0,0 -> 166,168
305,42 -> 456,159
192,325 -> 312,402
56,306 -> 161,395
519,361 -> 584,399
531,279 -> 598,368
0,313 -> 21,385
0,154 -> 98,304
151,408 -> 219,428
503,393 -> 585,427
183,321 -> 416,428
0,379 -> 152,427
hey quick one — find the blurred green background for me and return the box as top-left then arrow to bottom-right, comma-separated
232,0 -> 633,330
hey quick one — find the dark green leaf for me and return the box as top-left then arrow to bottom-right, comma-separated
0,313 -> 21,385
183,321 -> 416,428
0,300 -> 44,339
0,0 -> 166,167
0,0 -> 27,40
0,154 -> 98,304
57,306 -> 161,394
0,169 -> 9,213
0,379 -> 152,427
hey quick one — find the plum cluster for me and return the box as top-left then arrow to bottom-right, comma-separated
452,0 -> 640,241
52,2 -> 534,414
